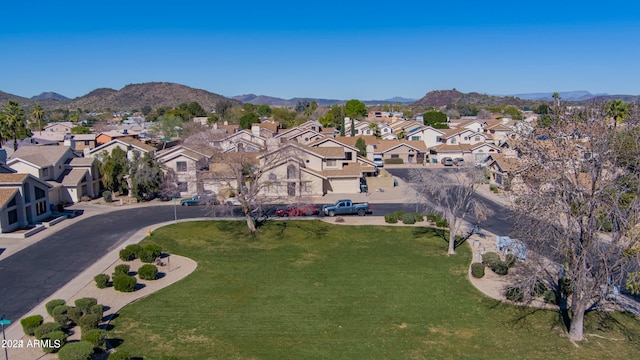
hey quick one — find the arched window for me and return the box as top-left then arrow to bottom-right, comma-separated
287,164 -> 298,179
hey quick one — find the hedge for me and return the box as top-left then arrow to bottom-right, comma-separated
481,252 -> 501,267
41,330 -> 67,353
20,314 -> 43,336
45,299 -> 66,316
113,274 -> 137,292
119,248 -> 135,261
138,264 -> 158,280
144,244 -> 163,258
505,287 -> 524,302
67,307 -> 84,324
78,313 -> 100,332
57,341 -> 94,360
52,305 -> 72,327
91,304 -> 104,320
125,244 -> 143,258
470,263 -> 485,278
384,213 -> 399,224
139,250 -> 157,263
413,212 -> 424,222
94,274 -> 110,289
34,322 -> 61,339
75,298 -> 97,314
491,260 -> 509,275
401,213 -> 416,224
82,329 -> 107,350
384,158 -> 404,164
113,264 -> 130,277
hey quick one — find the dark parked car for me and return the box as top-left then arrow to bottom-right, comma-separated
453,157 -> 465,166
441,157 -> 454,166
276,204 -> 319,217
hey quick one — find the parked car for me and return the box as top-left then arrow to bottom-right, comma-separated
180,195 -> 203,206
441,157 -> 454,166
453,158 -> 465,166
276,204 -> 319,217
373,156 -> 384,167
224,197 -> 242,206
322,199 -> 372,217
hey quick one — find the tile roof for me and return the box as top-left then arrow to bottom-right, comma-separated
60,168 -> 88,186
488,153 -> 525,173
69,158 -> 96,166
0,188 -> 19,208
432,144 -> 474,152
374,140 -> 428,152
308,146 -> 346,158
116,137 -> 157,152
0,173 -> 30,183
332,135 -> 379,146
9,146 -> 72,168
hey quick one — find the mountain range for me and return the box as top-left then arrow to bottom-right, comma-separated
0,82 -> 637,112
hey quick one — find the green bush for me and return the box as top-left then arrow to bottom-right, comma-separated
57,340 -> 94,360
544,290 -> 558,305
79,313 -> 100,332
384,158 -> 404,164
470,263 -> 485,278
34,322 -> 61,339
67,307 -> 83,324
82,329 -> 107,350
144,243 -> 163,258
20,314 -> 43,336
413,212 -> 424,222
90,304 -> 104,320
505,253 -> 517,268
491,260 -> 509,275
384,213 -> 398,224
45,299 -> 66,316
489,184 -> 499,193
427,213 -> 449,227
75,297 -> 97,313
41,330 -> 66,353
113,274 -> 137,292
114,264 -> 130,276
125,244 -> 143,258
138,264 -> 158,280
119,247 -> 136,261
102,190 -> 112,203
532,281 -> 547,297
401,213 -> 416,224
94,274 -> 110,289
481,252 -> 501,267
52,305 -> 72,327
505,287 -> 524,302
109,351 -> 131,360
139,249 -> 157,263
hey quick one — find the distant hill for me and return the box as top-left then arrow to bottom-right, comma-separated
511,91 -> 608,101
233,94 -> 416,107
410,89 -> 542,108
0,90 -> 30,104
31,92 -> 70,101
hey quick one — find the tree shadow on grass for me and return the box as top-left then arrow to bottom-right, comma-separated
412,226 -> 467,249
106,338 -> 124,349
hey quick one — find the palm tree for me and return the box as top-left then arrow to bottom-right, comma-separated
32,104 -> 44,131
552,92 -> 561,107
605,100 -> 629,128
1,100 -> 29,151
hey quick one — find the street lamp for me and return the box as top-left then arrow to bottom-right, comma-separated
172,197 -> 179,223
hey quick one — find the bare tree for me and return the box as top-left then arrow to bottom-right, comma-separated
411,167 -> 486,255
509,103 -> 640,342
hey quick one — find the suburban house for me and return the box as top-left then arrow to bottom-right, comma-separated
274,127 -> 325,145
486,153 -> 526,190
96,129 -> 140,145
216,129 -> 267,153
155,145 -> 212,196
89,137 -> 157,160
0,173 -> 52,233
7,146 -> 101,204
63,133 -> 98,152
373,140 -> 428,165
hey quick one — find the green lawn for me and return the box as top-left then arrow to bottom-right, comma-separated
109,221 -> 640,359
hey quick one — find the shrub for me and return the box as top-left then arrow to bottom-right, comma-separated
470,263 -> 485,278
544,290 -> 558,305
491,260 -> 509,275
505,253 -> 517,268
34,322 -> 61,339
20,314 -> 43,336
52,305 -> 72,327
102,190 -> 112,203
90,304 -> 104,320
413,212 -> 424,222
114,264 -> 130,276
67,307 -> 84,325
139,249 -> 157,263
109,351 -> 131,360
427,213 -> 448,227
113,274 -> 137,292
334,216 -> 345,223
94,273 -> 109,288
384,158 -> 404,164
532,281 -> 547,297
490,184 -> 499,193
119,248 -> 135,261
384,213 -> 398,223
505,287 -> 524,302
41,330 -> 67,353
75,297 -> 97,314
125,244 -> 143,258
82,329 -> 107,350
401,213 -> 416,224
481,252 -> 501,267
45,299 -> 66,316
79,313 -> 100,332
57,340 -> 94,360
144,244 -> 163,258
138,264 -> 158,280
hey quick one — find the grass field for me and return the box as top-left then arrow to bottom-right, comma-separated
109,220 -> 640,359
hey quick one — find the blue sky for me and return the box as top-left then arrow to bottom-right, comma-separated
2,1 -> 639,100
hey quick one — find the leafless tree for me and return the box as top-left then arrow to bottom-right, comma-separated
508,102 -> 640,342
411,167 -> 487,255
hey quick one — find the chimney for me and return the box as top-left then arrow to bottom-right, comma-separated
63,134 -> 76,150
212,122 -> 218,130
251,124 -> 260,137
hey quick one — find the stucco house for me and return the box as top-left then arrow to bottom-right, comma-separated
88,137 -> 157,161
0,173 -> 52,233
156,145 -> 212,196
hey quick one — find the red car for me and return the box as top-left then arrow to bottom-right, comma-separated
275,204 -> 319,217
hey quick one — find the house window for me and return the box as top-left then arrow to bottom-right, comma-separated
178,182 -> 188,192
42,167 -> 49,178
35,187 -> 46,200
84,140 -> 90,146
345,152 -> 353,160
450,138 -> 457,144
354,129 -> 359,134
475,136 -> 481,142
176,161 -> 187,172
411,136 -> 420,141
390,154 -> 399,159
36,201 -> 47,216
327,159 -> 336,167
8,209 -> 18,224
464,136 -> 468,141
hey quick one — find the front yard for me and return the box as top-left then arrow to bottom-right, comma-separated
109,220 -> 640,359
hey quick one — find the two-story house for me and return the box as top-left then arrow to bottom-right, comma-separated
0,173 -> 53,233
155,145 -> 212,196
